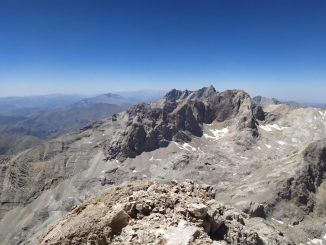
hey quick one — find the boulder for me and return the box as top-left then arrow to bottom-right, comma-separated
107,208 -> 130,234
188,203 -> 208,219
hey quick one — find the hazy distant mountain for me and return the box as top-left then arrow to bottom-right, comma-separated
252,96 -> 280,107
0,94 -> 84,115
253,95 -> 303,108
75,93 -> 131,107
0,133 -> 42,155
117,89 -> 166,103
303,102 -> 326,108
0,90 -> 165,156
2,103 -> 128,139
0,93 -> 131,155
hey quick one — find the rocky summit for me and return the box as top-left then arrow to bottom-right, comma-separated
0,86 -> 326,244
40,180 -> 291,245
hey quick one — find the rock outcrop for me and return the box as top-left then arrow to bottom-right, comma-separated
40,181 -> 292,245
279,139 -> 326,213
105,87 -> 260,161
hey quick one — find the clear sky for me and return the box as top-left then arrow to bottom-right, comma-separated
0,0 -> 325,102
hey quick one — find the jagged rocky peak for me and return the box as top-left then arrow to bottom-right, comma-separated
252,96 -> 280,107
278,139 -> 326,214
164,85 -> 217,102
105,87 -> 260,161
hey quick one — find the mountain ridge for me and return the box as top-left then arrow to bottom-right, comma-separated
0,86 -> 326,244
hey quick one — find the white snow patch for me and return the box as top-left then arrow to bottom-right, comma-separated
259,125 -> 273,132
277,141 -> 286,145
309,239 -> 323,245
132,170 -> 137,173
240,156 -> 248,160
204,127 -> 229,140
174,142 -> 189,151
186,92 -> 195,100
115,159 -> 119,164
150,156 -> 162,161
272,218 -> 284,224
183,143 -> 196,151
265,144 -> 272,149
260,124 -> 288,132
257,146 -> 261,150
173,142 -> 196,151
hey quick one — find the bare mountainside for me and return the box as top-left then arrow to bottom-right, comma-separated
0,86 -> 326,244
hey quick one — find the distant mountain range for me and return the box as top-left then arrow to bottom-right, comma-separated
0,90 -> 165,156
252,96 -> 303,108
0,94 -> 84,115
0,90 -> 323,157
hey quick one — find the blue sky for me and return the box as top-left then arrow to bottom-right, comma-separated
0,0 -> 326,102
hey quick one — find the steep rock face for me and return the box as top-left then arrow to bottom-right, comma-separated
0,129 -> 100,219
0,141 -> 66,213
278,139 -> 326,213
206,90 -> 257,131
105,88 -> 259,161
40,181 -> 292,245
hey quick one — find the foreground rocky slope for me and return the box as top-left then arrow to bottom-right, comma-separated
0,86 -> 326,244
41,180 -> 291,245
